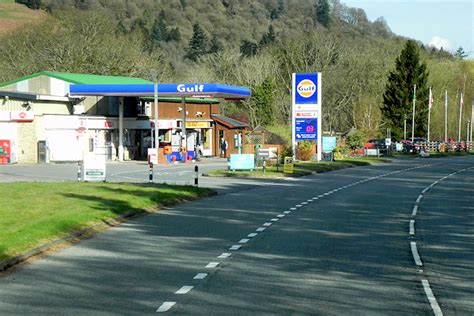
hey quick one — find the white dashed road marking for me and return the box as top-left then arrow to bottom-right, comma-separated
205,262 -> 220,268
422,279 -> 443,316
175,286 -> 194,294
412,205 -> 418,216
218,253 -> 231,259
256,227 -> 266,232
416,195 -> 423,203
283,211 -> 291,214
271,218 -> 279,222
157,302 -> 176,313
239,239 -> 250,244
263,222 -> 272,227
410,242 -> 423,266
248,233 -> 258,238
193,273 -> 208,280
229,245 -> 241,250
277,214 -> 285,218
409,220 -> 415,235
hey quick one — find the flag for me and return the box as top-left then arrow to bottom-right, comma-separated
428,87 -> 433,109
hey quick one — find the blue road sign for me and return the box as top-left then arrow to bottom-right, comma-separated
295,118 -> 318,141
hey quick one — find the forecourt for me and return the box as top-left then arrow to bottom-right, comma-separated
0,156 -> 472,314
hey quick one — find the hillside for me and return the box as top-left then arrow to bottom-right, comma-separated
0,0 -> 46,35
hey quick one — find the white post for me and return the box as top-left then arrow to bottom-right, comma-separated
411,84 -> 416,143
154,82 -> 159,152
403,114 -> 407,140
444,90 -> 448,142
317,73 -> 322,162
470,99 -> 474,143
427,87 -> 432,142
458,93 -> 463,142
291,73 -> 296,160
118,97 -> 124,162
182,97 -> 187,162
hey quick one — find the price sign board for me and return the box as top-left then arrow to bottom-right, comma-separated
295,118 -> 317,141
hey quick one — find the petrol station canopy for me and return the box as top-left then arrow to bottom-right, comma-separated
69,83 -> 251,99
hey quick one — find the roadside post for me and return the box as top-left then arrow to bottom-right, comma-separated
77,161 -> 82,181
194,165 -> 199,187
148,162 -> 153,183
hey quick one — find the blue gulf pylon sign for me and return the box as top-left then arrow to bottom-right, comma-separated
292,73 -> 322,161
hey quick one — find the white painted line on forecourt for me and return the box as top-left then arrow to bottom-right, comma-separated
256,227 -> 266,232
409,220 -> 415,235
239,239 -> 250,244
175,286 -> 194,294
422,279 -> 443,316
194,273 -> 208,280
218,253 -> 231,259
412,205 -> 418,216
157,302 -> 176,312
229,245 -> 241,250
416,195 -> 423,203
410,242 -> 423,266
248,233 -> 258,238
205,262 -> 220,268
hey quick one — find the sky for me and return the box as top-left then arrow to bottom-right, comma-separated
342,0 -> 474,58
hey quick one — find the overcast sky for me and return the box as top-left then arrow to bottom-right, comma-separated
342,0 -> 474,58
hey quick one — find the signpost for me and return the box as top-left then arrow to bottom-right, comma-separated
283,157 -> 294,174
292,73 -> 322,161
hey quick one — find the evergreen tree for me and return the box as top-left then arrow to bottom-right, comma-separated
382,40 -> 430,140
259,25 -> 276,48
208,34 -> 223,54
315,0 -> 330,28
454,46 -> 467,60
167,27 -> 181,42
240,40 -> 258,57
151,18 -> 168,42
252,77 -> 276,126
185,24 -> 208,62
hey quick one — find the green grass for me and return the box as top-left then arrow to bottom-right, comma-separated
207,157 -> 389,178
0,182 -> 212,261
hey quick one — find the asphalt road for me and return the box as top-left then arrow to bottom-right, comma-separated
0,156 -> 472,315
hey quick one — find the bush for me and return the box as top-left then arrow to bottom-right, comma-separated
346,130 -> 366,150
296,141 -> 313,161
279,146 -> 294,164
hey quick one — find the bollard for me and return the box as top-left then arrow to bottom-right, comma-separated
194,165 -> 199,187
149,163 -> 153,183
263,159 -> 266,174
77,161 -> 82,181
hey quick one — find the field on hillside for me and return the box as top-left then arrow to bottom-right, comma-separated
0,0 -> 46,35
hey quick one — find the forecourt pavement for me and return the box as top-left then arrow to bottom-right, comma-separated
0,156 -> 472,314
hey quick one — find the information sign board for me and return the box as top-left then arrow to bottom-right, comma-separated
322,136 -> 337,152
82,156 -> 106,182
229,154 -> 255,170
295,119 -> 317,141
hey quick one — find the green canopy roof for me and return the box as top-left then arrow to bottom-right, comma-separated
0,71 -> 152,88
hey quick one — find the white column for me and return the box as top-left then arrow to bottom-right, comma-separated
118,97 -> 124,162
317,73 -> 322,162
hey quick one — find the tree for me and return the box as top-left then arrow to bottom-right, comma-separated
315,0 -> 330,28
208,34 -> 223,54
185,24 -> 208,62
259,25 -> 276,48
454,46 -> 468,60
240,40 -> 258,57
151,18 -> 168,42
382,40 -> 430,140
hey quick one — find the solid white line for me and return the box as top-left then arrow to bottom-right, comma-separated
412,205 -> 418,216
256,227 -> 266,232
239,239 -> 250,244
175,286 -> 194,294
194,273 -> 208,280
218,253 -> 231,259
422,279 -> 443,316
409,220 -> 415,235
205,262 -> 220,268
277,214 -> 285,218
410,242 -> 423,266
263,222 -> 272,227
283,211 -> 291,214
229,245 -> 241,250
247,233 -> 258,238
416,195 -> 423,203
157,301 -> 176,312
271,218 -> 279,222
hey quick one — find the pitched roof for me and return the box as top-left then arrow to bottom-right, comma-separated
211,114 -> 248,129
0,71 -> 152,88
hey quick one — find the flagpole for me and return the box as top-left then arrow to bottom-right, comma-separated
444,90 -> 448,142
427,87 -> 432,142
458,93 -> 463,142
411,84 -> 416,143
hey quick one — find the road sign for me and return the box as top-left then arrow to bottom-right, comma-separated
295,118 -> 317,141
284,157 -> 294,174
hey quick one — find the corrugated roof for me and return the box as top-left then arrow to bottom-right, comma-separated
211,114 -> 248,129
0,71 -> 152,88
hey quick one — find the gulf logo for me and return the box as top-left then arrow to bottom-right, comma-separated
297,79 -> 316,98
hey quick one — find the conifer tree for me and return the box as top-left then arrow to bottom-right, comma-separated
208,34 -> 223,54
315,0 -> 330,28
259,25 -> 276,48
240,40 -> 258,57
185,24 -> 208,62
382,40 -> 430,140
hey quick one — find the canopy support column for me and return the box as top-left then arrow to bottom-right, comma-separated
118,97 -> 124,162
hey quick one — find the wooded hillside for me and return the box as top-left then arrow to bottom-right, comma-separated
1,0 -> 472,141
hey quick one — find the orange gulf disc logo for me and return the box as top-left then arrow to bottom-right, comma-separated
297,79 -> 316,98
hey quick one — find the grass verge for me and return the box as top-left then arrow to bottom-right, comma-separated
205,157 -> 390,178
0,182 -> 212,262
